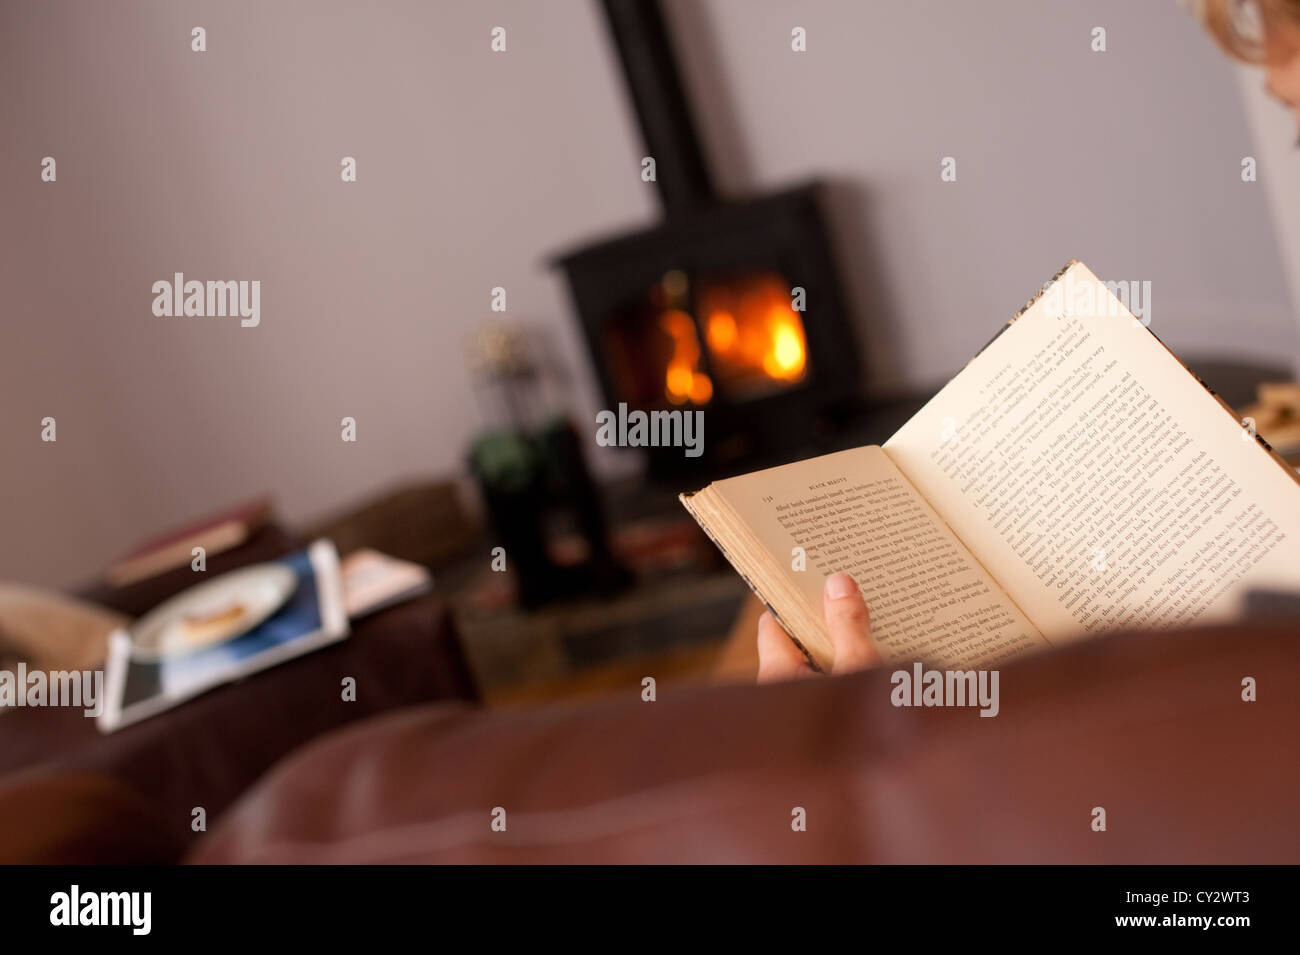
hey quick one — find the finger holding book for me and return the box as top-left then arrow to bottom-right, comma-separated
757,573 -> 880,683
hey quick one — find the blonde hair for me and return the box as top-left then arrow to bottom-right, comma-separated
1199,0 -> 1300,61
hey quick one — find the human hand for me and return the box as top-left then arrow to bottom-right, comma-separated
756,572 -> 880,683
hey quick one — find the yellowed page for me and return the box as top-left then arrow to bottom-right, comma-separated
709,446 -> 1045,668
885,261 -> 1300,642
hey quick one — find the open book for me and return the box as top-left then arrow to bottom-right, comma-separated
682,261 -> 1300,671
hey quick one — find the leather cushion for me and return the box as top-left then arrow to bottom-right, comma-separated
192,620 -> 1300,864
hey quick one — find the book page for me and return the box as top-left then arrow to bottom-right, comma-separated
885,261 -> 1300,641
709,446 -> 1045,667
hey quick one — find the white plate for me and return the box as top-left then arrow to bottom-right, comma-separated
130,563 -> 298,661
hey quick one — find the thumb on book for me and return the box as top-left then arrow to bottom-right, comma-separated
823,573 -> 880,673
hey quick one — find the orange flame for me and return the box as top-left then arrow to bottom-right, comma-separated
702,278 -> 806,385
657,275 -> 806,404
659,309 -> 713,405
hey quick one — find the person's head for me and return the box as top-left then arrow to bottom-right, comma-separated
1201,0 -> 1300,129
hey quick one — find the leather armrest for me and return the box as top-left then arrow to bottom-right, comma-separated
192,621 -> 1300,864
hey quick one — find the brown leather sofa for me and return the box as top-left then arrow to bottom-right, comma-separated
189,619 -> 1299,864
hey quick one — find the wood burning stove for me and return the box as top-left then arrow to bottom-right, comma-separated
555,0 -> 865,478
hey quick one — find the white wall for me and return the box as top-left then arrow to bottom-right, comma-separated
0,0 -> 655,587
1,0 -> 1295,588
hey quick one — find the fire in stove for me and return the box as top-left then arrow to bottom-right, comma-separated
698,273 -> 808,394
665,268 -> 806,407
636,270 -> 812,408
